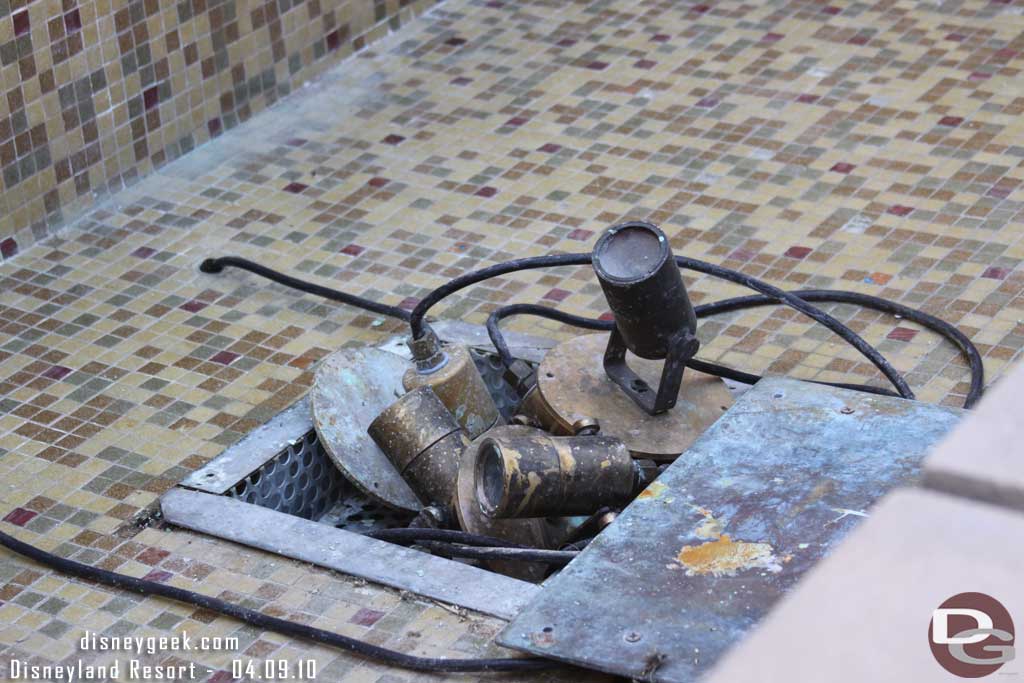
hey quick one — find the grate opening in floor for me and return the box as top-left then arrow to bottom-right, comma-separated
160,329 -> 563,617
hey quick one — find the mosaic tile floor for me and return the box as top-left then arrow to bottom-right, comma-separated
3,0 -> 1024,680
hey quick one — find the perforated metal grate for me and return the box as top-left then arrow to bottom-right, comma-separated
470,348 -> 526,420
227,430 -> 351,520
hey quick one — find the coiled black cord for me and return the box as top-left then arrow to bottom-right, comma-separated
485,303 -> 903,399
485,292 -> 986,408
405,252 -> 915,399
0,530 -> 558,673
200,256 -> 412,321
202,254 -> 984,406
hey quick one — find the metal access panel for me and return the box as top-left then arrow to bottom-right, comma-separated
499,377 -> 963,681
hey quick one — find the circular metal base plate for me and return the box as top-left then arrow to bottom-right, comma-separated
536,333 -> 734,461
312,348 -> 421,512
456,425 -> 554,580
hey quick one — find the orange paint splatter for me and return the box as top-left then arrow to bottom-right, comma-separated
676,534 -> 780,577
637,481 -> 667,500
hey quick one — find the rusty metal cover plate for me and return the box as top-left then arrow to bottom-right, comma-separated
536,334 -> 733,461
311,347 -> 421,512
499,377 -> 963,681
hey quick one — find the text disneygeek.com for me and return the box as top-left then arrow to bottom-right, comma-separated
4,630 -> 318,681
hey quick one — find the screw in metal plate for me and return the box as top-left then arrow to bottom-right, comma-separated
839,406 -> 854,414
624,631 -> 642,643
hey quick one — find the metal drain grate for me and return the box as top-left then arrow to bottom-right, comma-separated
161,328 -> 560,618
226,429 -> 416,530
469,348 -> 522,420
227,430 -> 346,520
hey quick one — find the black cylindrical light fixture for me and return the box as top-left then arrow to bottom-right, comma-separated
592,221 -> 700,414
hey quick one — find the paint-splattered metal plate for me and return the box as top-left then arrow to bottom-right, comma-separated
311,347 -> 421,512
499,377 -> 963,681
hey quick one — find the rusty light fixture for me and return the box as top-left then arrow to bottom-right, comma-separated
592,221 -> 701,415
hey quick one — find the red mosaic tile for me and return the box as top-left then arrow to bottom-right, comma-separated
887,327 -> 918,342
399,297 -> 419,311
475,186 -> 498,198
538,143 -> 561,153
797,94 -> 819,103
132,246 -> 156,258
3,508 -> 38,527
142,570 -> 173,583
144,86 -> 159,111
887,205 -> 913,216
136,547 -> 171,565
557,38 -> 576,47
587,61 -> 609,70
762,32 -> 784,42
350,608 -> 385,626
635,59 -> 656,69
340,244 -> 365,256
283,182 -> 308,193
13,11 -> 30,37
831,162 -> 855,173
450,77 -> 472,86
567,228 -> 593,241
505,116 -> 527,126
180,300 -> 208,313
368,177 -> 389,188
326,29 -> 342,51
0,238 -> 18,259
983,267 -> 1009,280
696,97 -> 719,108
598,312 -> 615,322
64,10 -> 82,33
445,37 -> 467,46
382,134 -> 405,145
784,246 -> 812,259
208,118 -> 222,136
543,288 -> 571,302
210,351 -> 239,365
42,365 -> 72,380
938,116 -> 963,127
651,34 -> 670,42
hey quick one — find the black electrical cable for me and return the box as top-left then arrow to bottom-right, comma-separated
416,541 -> 578,566
693,290 -> 985,408
201,254 -> 983,405
0,530 -> 559,673
480,285 -> 986,409
361,528 -> 527,548
483,303 -> 902,398
487,302 -> 921,399
406,252 -> 916,400
200,256 -> 413,322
